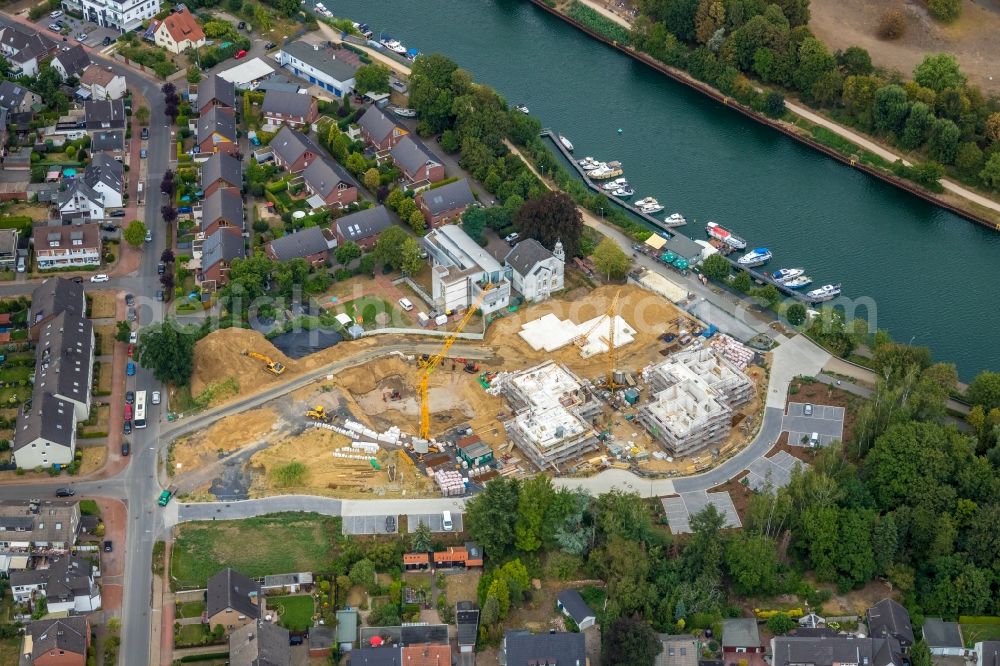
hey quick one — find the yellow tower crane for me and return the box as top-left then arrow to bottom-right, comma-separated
575,289 -> 623,389
419,284 -> 493,440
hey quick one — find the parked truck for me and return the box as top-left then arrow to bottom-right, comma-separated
157,485 -> 178,507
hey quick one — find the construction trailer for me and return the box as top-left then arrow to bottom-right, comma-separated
638,348 -> 755,457
502,361 -> 602,472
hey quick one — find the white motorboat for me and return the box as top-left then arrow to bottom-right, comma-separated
706,221 -> 747,250
737,248 -> 772,267
559,134 -> 574,152
635,197 -> 659,208
640,201 -> 664,214
612,187 -> 635,198
771,268 -> 805,282
783,275 -> 813,289
663,213 -> 686,226
515,104 -> 529,114
380,37 -> 408,55
806,283 -> 842,301
602,178 -> 628,191
579,157 -> 600,171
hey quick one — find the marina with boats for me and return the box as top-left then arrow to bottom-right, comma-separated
543,129 -> 841,304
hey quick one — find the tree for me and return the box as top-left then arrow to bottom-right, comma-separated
927,0 -> 961,22
873,85 -> 910,134
137,320 -> 195,386
373,226 -> 409,269
345,153 -> 367,176
359,253 -> 377,276
161,206 -> 178,224
354,63 -> 391,94
399,238 -> 424,275
486,577 -> 510,619
133,106 -> 148,127
877,7 -> 906,39
185,66 -> 201,85
123,220 -> 147,247
725,532 -> 779,594
496,559 -> 531,603
466,477 -> 521,559
348,558 -> 376,589
927,118 -> 961,164
514,191 -> 582,259
786,302 -> 807,326
593,238 -> 630,280
986,112 -> 1000,144
334,241 -> 361,266
684,504 -> 726,579
732,270 -> 752,293
603,616 -> 660,666
837,46 -> 873,76
968,371 -> 1000,411
161,249 -> 175,264
794,37 -> 836,98
407,209 -> 427,234
363,168 -> 380,191
700,253 -> 731,281
914,53 -> 966,92
662,0 -> 700,41
751,284 -> 781,309
767,613 -> 796,635
514,475 -> 556,553
955,142 -> 984,177
763,91 -> 785,117
461,207 -> 488,242
900,102 -> 934,150
911,640 -> 933,666
980,153 -> 1000,191
411,521 -> 432,552
115,321 -> 132,343
695,0 -> 726,44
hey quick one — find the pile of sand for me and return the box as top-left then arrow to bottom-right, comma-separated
191,328 -> 298,397
172,407 -> 282,471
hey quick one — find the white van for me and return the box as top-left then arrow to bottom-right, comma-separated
809,432 -> 819,447
442,511 -> 453,531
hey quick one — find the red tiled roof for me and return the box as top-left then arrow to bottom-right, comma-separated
433,547 -> 467,564
404,553 -> 430,564
401,644 -> 451,666
159,8 -> 205,43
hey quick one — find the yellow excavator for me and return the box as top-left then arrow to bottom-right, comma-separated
418,284 -> 493,441
306,405 -> 332,422
243,350 -> 286,375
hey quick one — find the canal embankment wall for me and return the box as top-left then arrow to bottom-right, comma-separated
523,0 -> 1000,233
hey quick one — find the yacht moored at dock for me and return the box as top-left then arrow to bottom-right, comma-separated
738,248 -> 772,267
602,178 -> 629,191
588,161 -> 623,179
663,213 -> 687,227
515,104 -> 530,114
771,267 -> 805,282
782,275 -> 813,289
806,283 -> 842,301
706,221 -> 747,250
559,135 -> 574,152
612,187 -> 635,197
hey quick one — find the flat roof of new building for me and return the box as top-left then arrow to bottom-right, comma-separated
217,57 -> 276,87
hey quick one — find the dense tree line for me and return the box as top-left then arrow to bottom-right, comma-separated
628,0 -> 1000,190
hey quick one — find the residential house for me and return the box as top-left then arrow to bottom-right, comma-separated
59,0 -> 161,33
556,589 -> 597,630
416,178 -> 476,228
422,223 -> 511,315
0,80 -> 41,113
975,642 -> 1000,666
23,616 -> 90,666
255,75 -> 302,95
270,126 -> 322,173
349,649 -> 401,665
197,106 -> 238,155
84,99 -> 126,132
357,106 -> 406,152
206,568 -> 264,634
33,312 -> 94,421
199,187 -> 244,236
201,152 -> 243,196
432,543 -> 483,569
197,74 -> 236,115
153,6 -> 205,53
199,228 -> 245,289
0,22 -> 55,77
504,238 -> 565,302
867,599 -> 914,653
79,66 -> 127,101
275,40 -> 359,97
11,555 -> 101,612
0,499 -> 81,554
29,278 -> 85,340
403,553 -> 429,572
264,226 -> 331,267
455,602 -> 479,656
51,45 -> 90,81
390,136 -> 445,186
13,393 -> 77,471
722,619 -> 764,666
772,631 -> 904,666
90,130 -> 125,155
0,228 -> 17,270
56,180 -> 105,222
400,645 -> 451,666
502,630 -> 587,666
308,626 -> 335,659
333,206 -> 393,251
83,152 -> 125,209
33,223 -> 103,270
302,157 -> 359,208
923,619 -> 964,657
656,635 -> 699,666
261,89 -> 318,129
229,619 -> 290,666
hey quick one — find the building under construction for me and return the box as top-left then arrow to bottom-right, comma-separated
503,361 -> 602,472
638,348 -> 755,456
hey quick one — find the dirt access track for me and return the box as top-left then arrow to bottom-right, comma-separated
809,0 -> 1000,94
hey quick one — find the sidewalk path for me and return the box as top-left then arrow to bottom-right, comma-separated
570,0 -> 1000,216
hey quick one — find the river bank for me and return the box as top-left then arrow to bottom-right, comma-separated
531,0 -> 1000,232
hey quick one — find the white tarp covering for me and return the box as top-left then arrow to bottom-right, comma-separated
517,312 -> 635,357
335,312 -> 353,327
217,57 -> 276,88
632,271 -> 689,303
576,314 -> 636,358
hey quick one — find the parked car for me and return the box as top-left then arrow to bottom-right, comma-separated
90,273 -> 109,282
129,331 -> 138,344
145,230 -> 152,243
76,33 -> 87,42
109,210 -> 126,217
125,293 -> 135,306
102,35 -> 112,46
235,49 -> 247,59
103,540 -> 113,552
504,232 -> 519,244
123,419 -> 131,435
156,289 -> 164,302
151,390 -> 161,405
157,262 -> 165,275
289,635 -> 303,646
16,257 -> 25,273
124,404 -> 132,420
127,307 -> 136,322
121,441 -> 130,456
127,361 -> 136,376
55,487 -> 75,497
804,403 -> 813,416
49,9 -> 63,18
125,390 -> 134,404
128,344 -> 134,358
140,148 -> 147,159
264,41 -> 277,50
398,297 -> 414,311
141,127 -> 149,140
47,23 -> 61,32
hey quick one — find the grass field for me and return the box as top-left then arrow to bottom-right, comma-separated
79,499 -> 100,516
0,637 -> 20,665
170,513 -> 340,590
960,622 -> 1000,647
271,595 -> 315,632
176,600 -> 205,619
174,623 -> 213,647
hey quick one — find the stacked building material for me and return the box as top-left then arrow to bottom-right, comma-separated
710,333 -> 755,370
434,469 -> 466,496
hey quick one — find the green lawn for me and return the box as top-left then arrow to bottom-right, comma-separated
0,366 -> 30,383
342,296 -> 411,329
170,513 -> 341,590
960,623 -> 1000,647
176,600 -> 205,619
271,595 -> 315,632
79,499 -> 100,517
174,623 -> 214,647
0,637 -> 20,665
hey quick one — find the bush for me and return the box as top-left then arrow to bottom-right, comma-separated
877,7 -> 907,39
927,0 -> 961,22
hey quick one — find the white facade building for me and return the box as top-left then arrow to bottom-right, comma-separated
504,238 -> 565,302
422,224 -> 511,315
275,41 -> 357,97
61,0 -> 161,33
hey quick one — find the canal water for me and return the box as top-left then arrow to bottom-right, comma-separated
332,0 -> 1000,379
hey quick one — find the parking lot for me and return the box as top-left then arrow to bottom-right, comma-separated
782,401 -> 845,447
661,491 -> 741,534
744,451 -> 809,492
407,512 -> 464,533
342,514 -> 398,535
31,11 -> 122,50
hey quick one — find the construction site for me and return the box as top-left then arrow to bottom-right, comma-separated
169,283 -> 767,500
